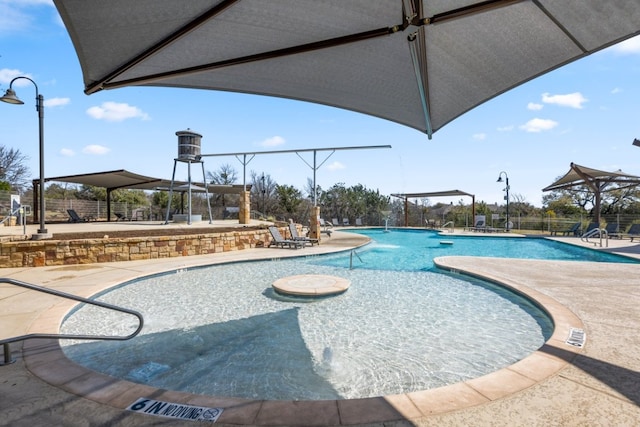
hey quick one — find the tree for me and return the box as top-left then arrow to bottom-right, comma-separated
0,145 -> 30,191
207,163 -> 238,208
275,184 -> 303,219
250,171 -> 276,216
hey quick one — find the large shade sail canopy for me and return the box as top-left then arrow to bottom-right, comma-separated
542,163 -> 640,223
53,1 -> 640,138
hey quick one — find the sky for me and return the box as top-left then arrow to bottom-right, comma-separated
1,0 -> 640,208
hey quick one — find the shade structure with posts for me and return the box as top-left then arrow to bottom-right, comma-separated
0,77 -> 49,239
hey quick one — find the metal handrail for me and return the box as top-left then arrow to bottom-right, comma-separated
1,278 -> 144,365
581,228 -> 608,247
349,250 -> 364,269
442,221 -> 455,233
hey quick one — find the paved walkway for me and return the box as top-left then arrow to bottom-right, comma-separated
1,225 -> 639,426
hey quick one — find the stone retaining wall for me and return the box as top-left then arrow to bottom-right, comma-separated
0,228 -> 275,268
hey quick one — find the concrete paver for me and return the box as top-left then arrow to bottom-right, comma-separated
1,225 -> 639,426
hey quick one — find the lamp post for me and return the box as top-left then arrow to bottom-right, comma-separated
1,77 -> 48,237
496,171 -> 510,231
261,173 -> 266,216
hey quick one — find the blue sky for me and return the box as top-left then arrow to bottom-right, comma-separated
1,0 -> 640,207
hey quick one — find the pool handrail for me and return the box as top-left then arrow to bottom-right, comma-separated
0,277 -> 144,366
580,227 -> 608,248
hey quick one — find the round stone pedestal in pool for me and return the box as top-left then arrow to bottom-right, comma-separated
272,274 -> 350,297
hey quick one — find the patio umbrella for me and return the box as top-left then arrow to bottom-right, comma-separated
53,1 -> 640,138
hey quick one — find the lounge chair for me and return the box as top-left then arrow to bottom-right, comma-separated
626,224 -> 640,242
332,218 -> 341,227
268,226 -> 305,249
288,222 -> 319,246
319,219 -> 332,237
603,222 -> 621,239
115,213 -> 127,221
581,222 -> 600,237
67,209 -> 88,223
342,218 -> 350,226
355,218 -> 363,226
551,222 -> 581,237
471,220 -> 486,232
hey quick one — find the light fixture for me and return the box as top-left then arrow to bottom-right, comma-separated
1,77 -> 48,238
496,171 -> 510,231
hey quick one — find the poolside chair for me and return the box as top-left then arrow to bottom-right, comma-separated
114,213 -> 127,221
355,218 -> 363,226
288,222 -> 319,246
471,220 -> 486,232
332,218 -> 341,227
67,209 -> 88,223
342,218 -> 350,226
268,226 -> 305,249
603,223 -> 621,239
551,222 -> 581,237
319,218 -> 332,237
581,222 -> 600,238
627,224 -> 640,242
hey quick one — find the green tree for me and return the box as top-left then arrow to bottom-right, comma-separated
275,184 -> 303,218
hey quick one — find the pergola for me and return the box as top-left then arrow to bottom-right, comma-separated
391,190 -> 475,227
34,169 -> 248,222
542,162 -> 640,224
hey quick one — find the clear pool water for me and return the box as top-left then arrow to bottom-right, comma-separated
61,228 -> 627,401
334,228 -> 637,271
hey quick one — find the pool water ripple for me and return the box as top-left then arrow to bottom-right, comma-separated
61,234 -> 554,400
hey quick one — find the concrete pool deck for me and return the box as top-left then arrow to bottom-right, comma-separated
1,223 -> 640,426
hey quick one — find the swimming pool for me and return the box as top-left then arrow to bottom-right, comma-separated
60,228 -> 618,401
335,228 -> 637,271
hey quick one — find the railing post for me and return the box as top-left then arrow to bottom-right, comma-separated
2,343 -> 14,365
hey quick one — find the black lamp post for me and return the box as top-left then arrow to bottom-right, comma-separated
496,171 -> 510,231
261,173 -> 266,215
1,77 -> 48,237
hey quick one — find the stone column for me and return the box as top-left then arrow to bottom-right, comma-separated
239,190 -> 251,224
308,206 -> 321,242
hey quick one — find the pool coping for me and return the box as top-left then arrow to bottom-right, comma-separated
17,249 -> 585,425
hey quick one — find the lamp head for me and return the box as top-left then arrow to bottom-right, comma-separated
496,176 -> 503,183
0,88 -> 25,105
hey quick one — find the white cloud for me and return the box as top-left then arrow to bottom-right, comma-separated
86,102 -> 150,122
0,1 -> 55,36
327,161 -> 345,171
542,92 -> 588,109
527,102 -> 543,111
59,148 -> 75,157
259,136 -> 285,147
472,133 -> 486,141
44,97 -> 70,108
611,35 -> 640,54
497,125 -> 514,132
611,87 -> 622,94
82,144 -> 110,155
519,118 -> 559,133
0,69 -> 33,85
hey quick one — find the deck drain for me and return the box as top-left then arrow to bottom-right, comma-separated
566,328 -> 586,348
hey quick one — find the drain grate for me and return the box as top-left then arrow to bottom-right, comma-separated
566,328 -> 586,348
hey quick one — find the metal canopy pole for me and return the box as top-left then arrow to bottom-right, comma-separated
200,145 -> 392,205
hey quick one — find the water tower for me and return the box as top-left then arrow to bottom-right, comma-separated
164,129 -> 213,225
